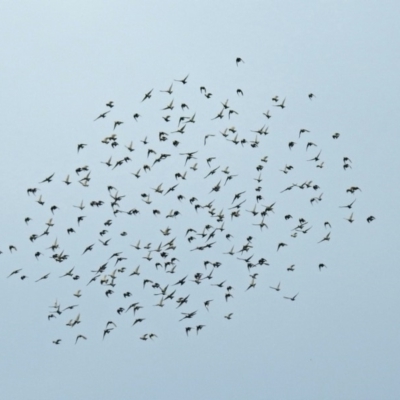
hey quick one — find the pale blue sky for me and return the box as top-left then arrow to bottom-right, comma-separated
0,2 -> 399,399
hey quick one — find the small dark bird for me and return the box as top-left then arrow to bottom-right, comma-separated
196,325 -> 205,334
318,232 -> 331,243
94,111 -> 110,121
82,244 -> 95,255
7,269 -> 22,278
141,89 -> 153,102
160,84 -> 173,94
236,57 -> 245,66
175,74 -> 189,84
275,98 -> 286,109
284,293 -> 299,301
299,129 -> 310,138
35,273 -> 50,282
114,121 -> 123,130
75,335 -> 87,344
270,282 -> 281,291
39,173 -> 55,184
277,243 -> 287,251
306,142 -> 317,150
340,200 -> 356,209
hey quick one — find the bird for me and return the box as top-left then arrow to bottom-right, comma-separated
270,283 -> 281,291
99,237 -> 112,246
36,195 -> 45,205
59,267 -> 74,278
204,300 -> 213,311
75,335 -> 87,344
277,243 -> 287,251
132,318 -> 145,327
39,173 -> 55,184
340,200 -> 356,209
174,74 -> 189,84
82,244 -> 95,255
179,311 -> 197,322
318,232 -> 331,243
284,293 -> 299,301
236,57 -> 245,66
149,333 -> 158,340
141,89 -> 153,102
185,327 -> 192,336
103,328 -> 114,340
94,111 -> 110,121
63,175 -> 71,185
113,121 -> 123,130
77,144 -> 87,152
344,213 -> 354,223
160,83 -> 173,94
35,273 -> 50,282
196,325 -> 205,334
263,110 -> 271,119
7,269 -> 22,278
275,98 -> 286,109
306,142 -> 317,150
308,150 -> 322,162
346,186 -> 361,194
73,200 -> 85,210
162,99 -> 174,111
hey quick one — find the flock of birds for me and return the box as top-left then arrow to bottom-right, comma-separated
5,58 -> 375,344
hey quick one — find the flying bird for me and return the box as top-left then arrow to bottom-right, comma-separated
94,111 -> 110,121
174,74 -> 189,84
141,89 -> 153,102
277,243 -> 287,251
39,173 -> 55,184
284,293 -> 299,301
236,57 -> 245,66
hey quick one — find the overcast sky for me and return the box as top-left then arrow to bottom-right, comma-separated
0,2 -> 399,400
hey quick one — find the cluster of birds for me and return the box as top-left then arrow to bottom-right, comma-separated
5,58 -> 375,345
